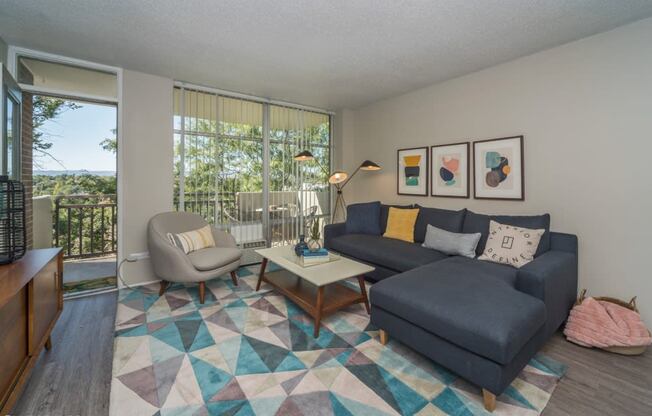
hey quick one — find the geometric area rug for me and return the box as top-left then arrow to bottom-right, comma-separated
110,263 -> 566,416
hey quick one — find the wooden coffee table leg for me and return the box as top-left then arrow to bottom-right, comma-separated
256,258 -> 268,291
314,286 -> 325,338
357,275 -> 370,314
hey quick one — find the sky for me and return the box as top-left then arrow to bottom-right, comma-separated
35,100 -> 117,172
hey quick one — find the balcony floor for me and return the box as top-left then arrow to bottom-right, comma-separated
64,255 -> 116,284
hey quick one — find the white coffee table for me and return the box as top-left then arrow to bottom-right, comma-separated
255,246 -> 374,337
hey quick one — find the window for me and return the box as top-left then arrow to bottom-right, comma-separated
1,67 -> 21,179
173,87 -> 331,253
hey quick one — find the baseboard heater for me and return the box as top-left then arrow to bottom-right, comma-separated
238,239 -> 267,266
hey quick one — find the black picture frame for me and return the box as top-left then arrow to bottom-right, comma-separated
473,135 -> 525,201
396,147 -> 429,196
430,141 -> 470,198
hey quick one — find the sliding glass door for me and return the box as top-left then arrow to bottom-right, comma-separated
173,87 -> 331,263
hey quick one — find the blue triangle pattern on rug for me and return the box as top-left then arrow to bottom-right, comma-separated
432,387 -> 475,416
235,337 -> 270,375
189,355 -> 232,403
111,265 -> 567,415
329,392 -> 355,416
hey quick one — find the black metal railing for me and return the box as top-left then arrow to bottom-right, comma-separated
54,194 -> 117,259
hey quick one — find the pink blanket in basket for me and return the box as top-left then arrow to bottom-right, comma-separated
564,297 -> 652,348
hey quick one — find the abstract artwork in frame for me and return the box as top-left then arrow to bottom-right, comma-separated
431,142 -> 470,198
473,135 -> 524,200
397,147 -> 429,196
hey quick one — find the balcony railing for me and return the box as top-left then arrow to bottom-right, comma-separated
54,194 -> 117,259
175,190 -> 330,247
51,191 -> 327,260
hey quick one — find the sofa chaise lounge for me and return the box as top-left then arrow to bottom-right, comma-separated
324,203 -> 578,412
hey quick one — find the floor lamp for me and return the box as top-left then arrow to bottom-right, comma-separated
329,160 -> 381,223
294,151 -> 381,223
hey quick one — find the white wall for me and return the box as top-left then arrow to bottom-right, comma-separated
32,196 -> 53,249
344,18 -> 652,323
119,70 -> 174,285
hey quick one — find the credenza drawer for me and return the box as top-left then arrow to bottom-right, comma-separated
0,248 -> 63,415
0,287 -> 28,409
31,260 -> 59,354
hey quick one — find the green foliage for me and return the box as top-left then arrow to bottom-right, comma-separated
174,118 -> 331,226
308,217 -> 321,241
34,174 -> 117,258
100,129 -> 117,153
33,173 -> 117,197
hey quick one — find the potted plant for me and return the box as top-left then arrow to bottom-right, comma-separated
307,218 -> 322,251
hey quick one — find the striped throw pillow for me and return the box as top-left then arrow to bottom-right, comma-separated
167,225 -> 216,254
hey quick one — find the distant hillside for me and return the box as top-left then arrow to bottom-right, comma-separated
34,170 -> 116,177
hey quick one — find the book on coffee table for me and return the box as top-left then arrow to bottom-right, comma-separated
298,251 -> 340,267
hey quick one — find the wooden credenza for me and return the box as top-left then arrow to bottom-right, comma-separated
0,248 -> 63,415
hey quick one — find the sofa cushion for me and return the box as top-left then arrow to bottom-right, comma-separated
370,257 -> 546,364
345,201 -> 381,235
414,206 -> 467,243
187,247 -> 242,271
380,204 -> 413,234
328,234 -> 448,272
463,210 -> 551,256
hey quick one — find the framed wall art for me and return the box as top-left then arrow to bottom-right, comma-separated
397,147 -> 429,196
431,142 -> 470,198
473,135 -> 524,200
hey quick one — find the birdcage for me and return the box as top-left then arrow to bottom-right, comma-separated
0,176 -> 26,264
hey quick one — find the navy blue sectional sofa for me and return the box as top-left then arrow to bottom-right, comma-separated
324,203 -> 578,411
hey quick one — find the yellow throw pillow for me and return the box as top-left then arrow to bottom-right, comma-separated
167,224 -> 216,254
383,207 -> 420,242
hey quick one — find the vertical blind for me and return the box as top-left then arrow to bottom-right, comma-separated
173,87 -> 331,249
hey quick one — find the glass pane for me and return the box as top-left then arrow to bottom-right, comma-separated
173,87 -> 330,252
216,97 -> 264,247
6,97 -> 13,177
269,105 -> 330,247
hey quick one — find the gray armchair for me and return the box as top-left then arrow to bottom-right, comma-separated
148,212 -> 242,303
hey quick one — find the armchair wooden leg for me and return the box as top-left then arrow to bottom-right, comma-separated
379,329 -> 389,345
482,389 -> 496,412
198,282 -> 206,304
230,271 -> 239,286
159,280 -> 169,296
45,336 -> 52,351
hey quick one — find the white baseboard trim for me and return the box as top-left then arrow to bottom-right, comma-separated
63,279 -> 163,301
118,278 -> 162,290
64,286 -> 118,300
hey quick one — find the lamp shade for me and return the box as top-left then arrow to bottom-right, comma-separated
293,150 -> 314,161
359,160 -> 381,170
328,171 -> 348,184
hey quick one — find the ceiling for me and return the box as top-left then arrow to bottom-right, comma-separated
2,1 -> 652,110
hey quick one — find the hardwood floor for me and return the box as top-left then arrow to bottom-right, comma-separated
11,292 -> 652,415
542,332 -> 652,415
12,292 -> 117,416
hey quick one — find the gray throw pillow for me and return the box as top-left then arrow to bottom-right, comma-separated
422,224 -> 481,258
